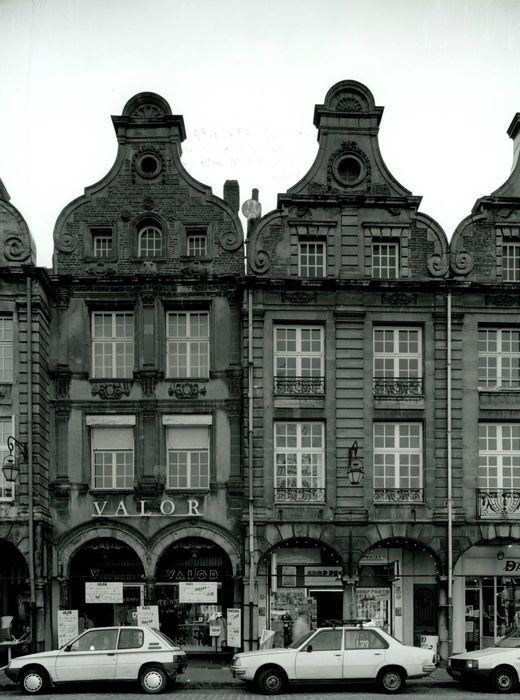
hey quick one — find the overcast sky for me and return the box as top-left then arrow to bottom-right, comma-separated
1,0 -> 519,269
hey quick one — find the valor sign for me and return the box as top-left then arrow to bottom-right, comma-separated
91,497 -> 203,518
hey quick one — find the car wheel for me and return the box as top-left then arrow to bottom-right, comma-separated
377,667 -> 405,694
491,667 -> 517,693
20,667 -> 49,695
256,667 -> 287,695
139,666 -> 168,694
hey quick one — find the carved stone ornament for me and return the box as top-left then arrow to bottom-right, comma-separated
86,262 -> 116,277
56,289 -> 72,309
91,381 -> 132,400
281,291 -> 318,304
4,234 -> 30,261
219,227 -> 243,252
381,293 -> 417,306
168,383 -> 207,399
327,141 -> 371,191
249,232 -> 271,274
450,249 -> 474,275
133,474 -> 165,499
52,364 -> 72,399
427,252 -> 449,277
143,197 -> 154,211
55,226 -> 78,253
485,294 -> 518,307
121,208 -> 132,222
134,368 -> 164,396
226,370 -> 243,396
336,97 -> 363,112
181,261 -> 209,277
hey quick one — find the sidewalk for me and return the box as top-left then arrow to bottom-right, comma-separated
0,662 -> 454,691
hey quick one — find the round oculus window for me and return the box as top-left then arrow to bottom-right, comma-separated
334,154 -> 365,186
135,152 -> 162,179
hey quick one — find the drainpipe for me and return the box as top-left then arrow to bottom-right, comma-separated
247,289 -> 256,649
447,291 -> 453,657
27,275 -> 36,648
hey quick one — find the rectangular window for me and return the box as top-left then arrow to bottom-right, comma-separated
166,312 -> 209,379
373,327 -> 422,396
92,312 -> 134,379
91,426 -> 134,490
0,417 -> 14,501
298,240 -> 326,278
372,242 -> 399,278
0,317 -> 13,383
166,426 -> 210,489
479,424 -> 520,490
186,231 -> 208,257
373,423 -> 423,501
274,326 -> 324,394
91,228 -> 113,259
479,328 -> 520,389
274,422 -> 324,501
503,244 -> 520,281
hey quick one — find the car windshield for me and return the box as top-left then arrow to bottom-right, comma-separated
495,629 -> 520,648
289,630 -> 315,649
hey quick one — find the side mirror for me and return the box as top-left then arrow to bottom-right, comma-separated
306,644 -> 313,653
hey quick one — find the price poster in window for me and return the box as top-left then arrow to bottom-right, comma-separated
227,608 -> 241,647
137,605 -> 159,628
85,581 -> 124,603
57,610 -> 78,648
178,582 -> 218,603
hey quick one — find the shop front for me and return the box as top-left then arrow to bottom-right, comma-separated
155,537 -> 235,654
0,539 -> 30,642
453,543 -> 520,653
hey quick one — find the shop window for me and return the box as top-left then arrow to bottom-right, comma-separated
88,419 -> 135,490
0,417 -> 14,501
344,629 -> 387,650
372,242 -> 399,278
373,423 -> 423,502
274,326 -> 324,395
274,422 -> 325,502
503,243 -> 520,281
0,317 -> 13,383
138,225 -> 162,257
91,311 -> 134,379
373,327 -> 423,396
298,240 -> 326,278
166,311 -> 209,379
478,328 -> 520,390
308,629 -> 342,651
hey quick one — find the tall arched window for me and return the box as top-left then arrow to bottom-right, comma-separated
138,225 -> 162,257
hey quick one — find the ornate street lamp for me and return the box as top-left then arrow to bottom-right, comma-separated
347,440 -> 364,486
2,436 -> 28,483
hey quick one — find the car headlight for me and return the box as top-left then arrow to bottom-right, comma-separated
232,656 -> 241,667
466,659 -> 479,669
447,658 -> 451,668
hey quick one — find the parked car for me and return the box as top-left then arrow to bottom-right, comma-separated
231,620 -> 436,694
448,628 -> 520,692
5,625 -> 187,695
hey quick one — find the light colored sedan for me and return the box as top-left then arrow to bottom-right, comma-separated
5,626 -> 187,695
231,623 -> 436,694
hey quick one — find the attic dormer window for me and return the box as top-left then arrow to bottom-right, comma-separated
91,228 -> 114,259
138,225 -> 162,257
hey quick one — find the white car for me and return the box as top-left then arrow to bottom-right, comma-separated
231,622 -> 436,694
448,628 -> 520,693
5,625 -> 187,695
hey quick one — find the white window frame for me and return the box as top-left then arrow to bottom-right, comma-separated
0,416 -> 14,501
91,311 -> 134,379
478,328 -> 520,389
503,244 -> 520,282
163,415 -> 211,490
87,416 -> 136,491
373,423 -> 423,493
92,230 -> 113,259
166,311 -> 209,379
298,240 -> 326,278
373,327 -> 422,378
0,317 -> 13,383
479,424 -> 520,490
186,232 -> 208,257
372,242 -> 399,278
138,226 -> 162,257
274,326 -> 324,378
274,422 -> 325,492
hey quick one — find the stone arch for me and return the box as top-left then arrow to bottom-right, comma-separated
256,532 -> 344,579
323,80 -> 376,114
57,523 -> 149,577
149,522 -> 241,577
357,535 -> 442,574
122,92 -> 172,119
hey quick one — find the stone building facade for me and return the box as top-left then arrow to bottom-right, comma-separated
1,82 -> 520,660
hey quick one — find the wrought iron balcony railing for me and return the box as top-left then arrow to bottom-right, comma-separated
477,489 -> 520,519
373,376 -> 424,397
374,488 -> 424,503
275,487 -> 325,503
274,375 -> 325,395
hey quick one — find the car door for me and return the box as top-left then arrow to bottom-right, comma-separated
54,629 -> 119,681
294,629 -> 343,680
114,627 -> 146,679
342,629 -> 387,679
